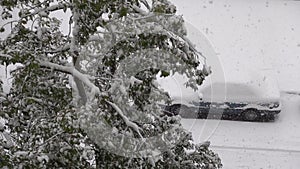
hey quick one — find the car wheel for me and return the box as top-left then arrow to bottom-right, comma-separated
242,109 -> 259,121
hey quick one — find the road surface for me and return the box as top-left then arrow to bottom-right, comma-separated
181,93 -> 300,169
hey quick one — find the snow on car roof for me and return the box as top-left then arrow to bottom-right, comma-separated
200,67 -> 280,102
156,67 -> 280,105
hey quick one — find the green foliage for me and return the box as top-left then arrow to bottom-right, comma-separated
1,66 -> 92,168
0,0 -> 222,168
152,0 -> 177,14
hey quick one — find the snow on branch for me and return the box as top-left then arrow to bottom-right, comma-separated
131,4 -> 149,16
140,0 -> 151,10
106,101 -> 144,139
26,3 -> 70,17
0,52 -> 12,59
26,97 -> 43,104
45,44 -> 70,54
70,8 -> 80,55
38,60 -> 100,97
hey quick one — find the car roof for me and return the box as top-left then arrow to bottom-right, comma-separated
157,68 -> 280,105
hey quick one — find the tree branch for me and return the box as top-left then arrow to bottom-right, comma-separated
0,52 -> 12,59
24,3 -> 70,18
45,44 -> 70,54
38,60 -> 100,98
70,8 -> 88,105
131,5 -> 149,16
141,0 -> 151,11
106,101 -> 144,139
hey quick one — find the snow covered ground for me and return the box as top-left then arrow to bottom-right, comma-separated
171,1 -> 300,168
181,93 -> 300,169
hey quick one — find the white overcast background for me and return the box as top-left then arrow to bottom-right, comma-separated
1,0 -> 300,92
171,0 -> 300,92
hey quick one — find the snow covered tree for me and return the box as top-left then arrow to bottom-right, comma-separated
0,0 -> 222,168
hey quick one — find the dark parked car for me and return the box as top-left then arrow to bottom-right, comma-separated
160,72 -> 281,121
